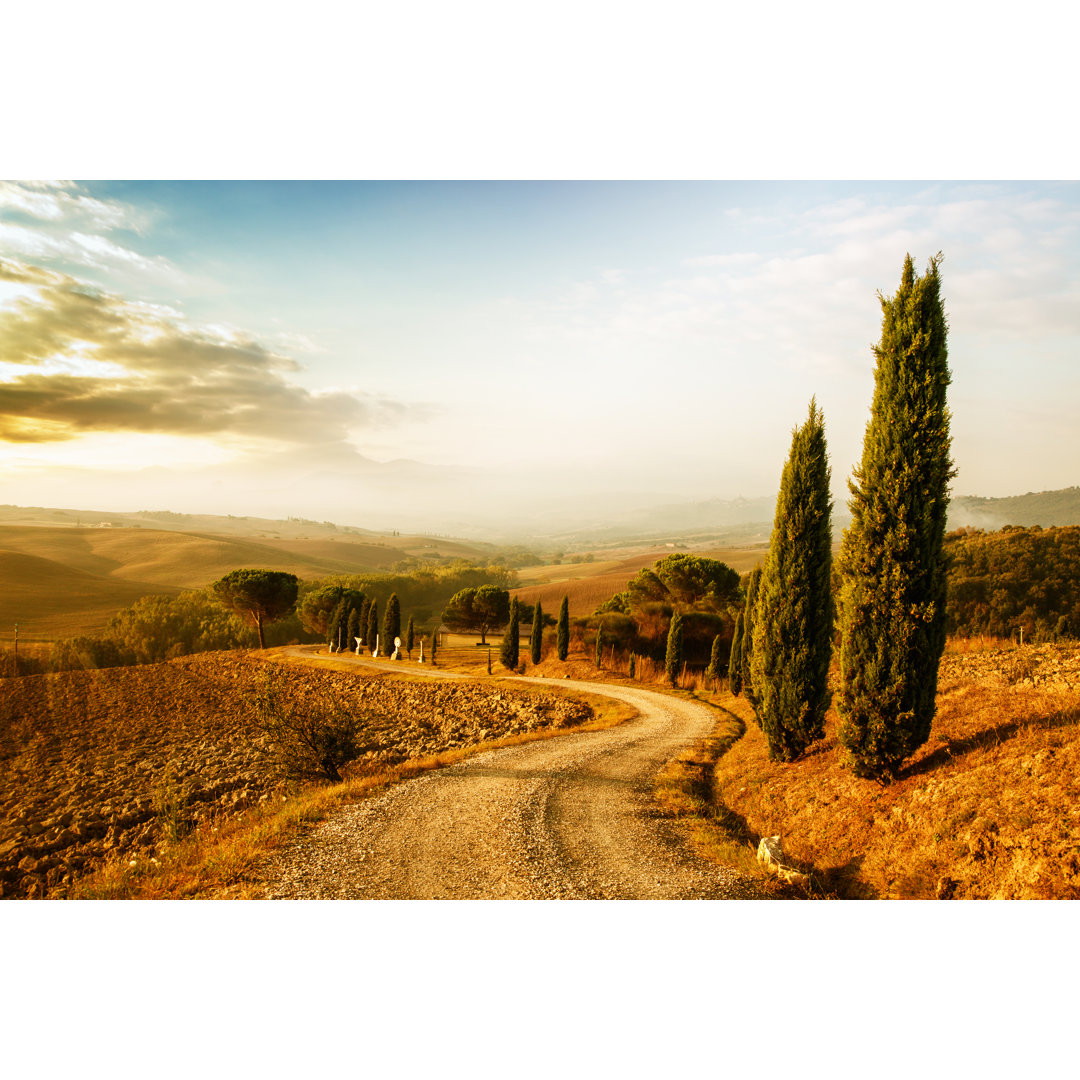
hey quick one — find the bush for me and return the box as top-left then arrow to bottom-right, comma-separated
250,672 -> 364,783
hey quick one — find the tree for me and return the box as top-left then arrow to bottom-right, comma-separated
595,622 -> 604,667
346,607 -> 361,653
441,585 -> 510,644
298,585 -> 362,638
706,633 -> 724,684
430,631 -> 437,665
383,593 -> 402,655
740,566 -> 762,719
750,400 -> 835,762
211,569 -> 298,649
665,611 -> 684,686
530,599 -> 544,665
556,595 -> 570,661
728,612 -> 744,695
366,600 -> 379,654
327,599 -> 344,649
405,615 -> 415,659
500,597 -> 520,669
837,253 -> 954,782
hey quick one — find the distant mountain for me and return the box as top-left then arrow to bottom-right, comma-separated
948,487 -> 1080,530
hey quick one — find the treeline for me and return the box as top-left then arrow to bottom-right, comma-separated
17,559 -> 519,675
945,525 -> 1080,640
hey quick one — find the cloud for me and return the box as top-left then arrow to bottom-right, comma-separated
0,258 -> 415,449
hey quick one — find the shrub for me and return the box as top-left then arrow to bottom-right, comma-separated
250,672 -> 363,783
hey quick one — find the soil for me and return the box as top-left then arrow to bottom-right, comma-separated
0,650 -> 592,899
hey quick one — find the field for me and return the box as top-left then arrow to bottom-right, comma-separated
0,522 -> 493,641
0,648 -> 609,899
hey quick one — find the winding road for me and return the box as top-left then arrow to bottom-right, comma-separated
257,652 -> 766,899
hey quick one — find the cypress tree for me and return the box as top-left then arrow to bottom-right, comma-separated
500,597 -> 520,669
327,599 -> 344,650
595,623 -> 604,667
706,633 -> 723,684
530,600 -> 544,665
728,612 -> 744,695
837,253 -> 954,782
665,611 -> 684,686
383,593 -> 401,655
628,653 -> 636,679
556,596 -> 569,661
430,631 -> 437,665
366,600 -> 378,654
346,607 -> 361,653
750,400 -> 835,762
740,566 -> 763,719
405,616 -> 415,659
357,596 -> 371,643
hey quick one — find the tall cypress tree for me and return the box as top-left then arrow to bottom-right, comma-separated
530,600 -> 544,665
595,622 -> 604,668
838,253 -> 953,782
500,597 -> 520,669
383,593 -> 401,655
750,400 -> 834,762
328,599 -> 345,650
706,633 -> 723,684
357,596 -> 371,643
728,612 -> 744,695
740,566 -> 763,720
346,607 -> 361,653
405,615 -> 415,659
366,600 -> 379,654
665,611 -> 684,686
556,596 -> 570,661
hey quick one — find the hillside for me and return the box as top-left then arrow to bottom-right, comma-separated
0,524 -> 477,640
949,486 -> 1080,529
512,545 -> 768,617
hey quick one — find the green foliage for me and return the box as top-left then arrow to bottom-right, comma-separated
405,615 -> 415,657
945,525 -> 1080,640
430,631 -> 438,665
530,599 -> 544,664
500,597 -> 520,669
706,634 -> 723,682
838,254 -> 954,782
310,561 -> 518,627
383,593 -> 402,654
441,585 -> 510,644
628,653 -> 636,679
211,569 -> 299,649
366,600 -> 378,653
740,566 -> 763,717
556,596 -> 570,661
728,612 -> 744,695
601,553 -> 742,618
346,607 -> 360,652
250,671 -> 362,783
105,590 -> 253,663
750,400 -> 834,762
595,622 -> 604,667
665,611 -> 684,686
298,585 -> 363,638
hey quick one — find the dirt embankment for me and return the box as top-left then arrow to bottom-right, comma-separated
0,651 -> 590,899
713,644 -> 1080,899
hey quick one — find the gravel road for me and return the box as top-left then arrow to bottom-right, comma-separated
257,669 -> 767,900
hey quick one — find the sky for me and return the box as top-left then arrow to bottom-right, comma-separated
1,178 -> 1079,534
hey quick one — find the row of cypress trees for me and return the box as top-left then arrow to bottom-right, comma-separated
497,594 -> 571,668
728,254 -> 952,782
329,592 -> 423,658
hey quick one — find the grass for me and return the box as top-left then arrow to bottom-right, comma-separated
709,648 -> 1080,899
65,682 -> 636,899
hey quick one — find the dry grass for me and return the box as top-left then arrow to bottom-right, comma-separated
65,680 -> 636,899
709,650 -> 1080,899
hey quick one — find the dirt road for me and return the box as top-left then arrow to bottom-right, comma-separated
258,662 -> 766,899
